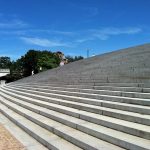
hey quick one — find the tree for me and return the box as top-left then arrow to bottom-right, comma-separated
21,50 -> 40,76
1,50 -> 84,83
19,49 -> 60,77
37,51 -> 60,72
74,56 -> 84,61
66,55 -> 84,63
9,59 -> 24,79
0,56 -> 12,68
0,50 -> 61,82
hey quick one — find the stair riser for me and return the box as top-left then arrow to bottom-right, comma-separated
5,87 -> 150,115
9,85 -> 150,100
1,93 -> 150,140
2,88 -> 103,114
1,89 -> 80,118
0,108 -> 59,150
0,101 -> 116,150
7,86 -> 150,107
9,83 -> 147,93
94,87 -> 143,92
0,99 -> 148,150
102,103 -> 150,115
9,82 -> 146,88
79,114 -> 150,140
5,94 -> 150,139
103,110 -> 149,126
1,89 -> 150,126
44,82 -> 144,87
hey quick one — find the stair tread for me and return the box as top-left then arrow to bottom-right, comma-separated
0,112 -> 49,150
7,86 -> 150,108
1,97 -> 150,150
1,91 -> 150,134
11,84 -> 150,98
8,85 -> 150,101
11,85 -> 150,109
2,87 -> 150,120
0,98 -> 127,150
3,86 -> 150,110
0,103 -> 83,150
1,82 -> 150,150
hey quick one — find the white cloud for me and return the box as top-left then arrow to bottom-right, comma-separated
0,30 -> 26,35
50,30 -> 75,36
21,37 -> 70,47
68,27 -> 142,44
27,29 -> 76,37
73,27 -> 142,43
92,27 -> 142,40
0,19 -> 28,28
75,37 -> 94,43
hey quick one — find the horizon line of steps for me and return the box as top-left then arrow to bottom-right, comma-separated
7,82 -> 150,98
4,84 -> 150,115
9,81 -> 150,88
0,96 -> 149,150
2,85 -> 150,131
0,83 -> 150,150
9,81 -> 150,87
8,83 -> 150,100
2,84 -> 150,125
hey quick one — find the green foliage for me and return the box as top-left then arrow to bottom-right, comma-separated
0,50 -> 84,83
20,50 -> 39,76
0,56 -> 12,68
37,51 -> 60,71
66,55 -> 84,63
0,56 -> 22,82
9,59 -> 24,80
21,50 -> 60,76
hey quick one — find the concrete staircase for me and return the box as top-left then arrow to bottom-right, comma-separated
11,43 -> 150,84
0,82 -> 150,150
0,44 -> 150,149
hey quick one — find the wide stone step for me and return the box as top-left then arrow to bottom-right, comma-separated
70,80 -> 143,86
10,84 -> 150,100
29,83 -> 150,93
9,82 -> 150,93
0,102 -> 83,150
0,112 -> 50,150
10,81 -> 147,87
1,87 -> 150,126
7,85 -> 150,107
9,83 -> 146,93
1,91 -> 150,140
0,97 -> 128,150
0,96 -> 150,150
4,86 -> 150,115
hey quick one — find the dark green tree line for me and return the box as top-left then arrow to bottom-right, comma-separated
66,55 -> 84,63
0,56 -> 12,68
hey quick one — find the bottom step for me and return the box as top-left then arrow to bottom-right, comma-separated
0,104 -> 82,150
0,112 -> 48,150
0,102 -> 126,150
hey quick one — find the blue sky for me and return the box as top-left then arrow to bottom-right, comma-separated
0,0 -> 150,60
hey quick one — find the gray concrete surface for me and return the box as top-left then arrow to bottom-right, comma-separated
9,43 -> 150,84
1,44 -> 150,150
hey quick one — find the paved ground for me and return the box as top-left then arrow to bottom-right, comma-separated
0,123 -> 26,150
0,111 -> 48,150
